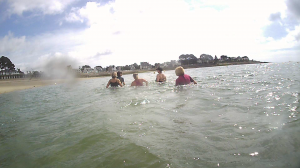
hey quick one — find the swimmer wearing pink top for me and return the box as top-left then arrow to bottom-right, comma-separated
175,66 -> 197,86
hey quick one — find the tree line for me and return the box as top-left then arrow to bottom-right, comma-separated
0,56 -> 23,74
179,54 -> 250,65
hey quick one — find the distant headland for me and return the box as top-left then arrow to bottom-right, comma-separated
0,54 -> 268,79
0,54 -> 268,94
75,54 -> 268,78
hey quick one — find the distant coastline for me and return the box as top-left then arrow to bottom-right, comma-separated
0,61 -> 269,94
77,61 -> 269,78
1,54 -> 267,81
173,61 -> 269,70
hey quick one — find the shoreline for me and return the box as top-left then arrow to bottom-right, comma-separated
0,77 -> 96,95
77,69 -> 151,78
78,61 -> 268,78
173,61 -> 268,70
0,62 -> 268,94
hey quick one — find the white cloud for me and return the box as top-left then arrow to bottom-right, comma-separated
5,0 -> 76,16
2,0 -> 300,72
0,30 -> 85,71
0,32 -> 26,54
64,0 -> 295,64
65,7 -> 84,23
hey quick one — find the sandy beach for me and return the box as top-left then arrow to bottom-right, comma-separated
0,78 -> 93,94
0,70 -> 152,95
0,62 -> 265,95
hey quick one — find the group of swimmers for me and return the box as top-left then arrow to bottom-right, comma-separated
106,66 -> 197,88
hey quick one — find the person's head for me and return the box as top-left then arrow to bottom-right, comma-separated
133,73 -> 138,79
117,71 -> 122,77
156,67 -> 163,73
175,66 -> 185,76
112,72 -> 117,78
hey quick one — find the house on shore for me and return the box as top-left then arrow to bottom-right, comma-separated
0,69 -> 25,79
220,55 -> 228,62
170,60 -> 180,67
140,62 -> 151,70
80,65 -> 94,73
107,65 -> 116,72
242,56 -> 249,61
94,66 -> 103,73
130,65 -> 136,70
116,66 -> 122,71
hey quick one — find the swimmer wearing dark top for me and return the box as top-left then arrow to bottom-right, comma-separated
106,72 -> 123,88
175,66 -> 197,86
156,67 -> 166,82
117,71 -> 125,85
131,73 -> 148,86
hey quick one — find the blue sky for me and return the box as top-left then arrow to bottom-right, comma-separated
0,0 -> 299,71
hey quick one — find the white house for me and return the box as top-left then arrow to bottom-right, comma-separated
94,66 -> 103,73
242,56 -> 249,61
130,65 -> 135,70
237,56 -> 243,62
116,66 -> 122,71
161,62 -> 170,68
83,67 -> 94,73
108,65 -> 116,72
140,62 -> 151,70
197,58 -> 202,64
170,60 -> 180,67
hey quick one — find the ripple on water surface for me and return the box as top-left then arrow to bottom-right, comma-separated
0,63 -> 299,167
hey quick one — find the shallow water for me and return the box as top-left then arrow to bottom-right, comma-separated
0,63 -> 299,168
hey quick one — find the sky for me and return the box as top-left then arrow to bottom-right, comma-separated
0,0 -> 299,71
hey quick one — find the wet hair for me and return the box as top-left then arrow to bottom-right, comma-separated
156,67 -> 163,72
112,72 -> 117,78
175,66 -> 185,76
117,71 -> 122,77
133,73 -> 138,79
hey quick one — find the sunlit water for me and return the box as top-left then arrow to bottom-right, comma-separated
0,63 -> 299,168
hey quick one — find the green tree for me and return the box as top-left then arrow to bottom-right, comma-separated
0,56 -> 15,71
179,54 -> 197,65
133,63 -> 139,69
200,54 -> 213,64
214,55 -> 219,64
17,68 -> 23,73
123,65 -> 131,70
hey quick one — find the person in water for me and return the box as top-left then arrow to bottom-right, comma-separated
131,73 -> 148,86
156,67 -> 166,82
175,66 -> 197,86
117,71 -> 125,85
106,72 -> 123,88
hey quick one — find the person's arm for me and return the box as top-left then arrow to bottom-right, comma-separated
175,78 -> 179,86
106,80 -> 111,88
190,77 -> 197,84
120,77 -> 125,85
142,79 -> 148,86
163,74 -> 166,81
117,79 -> 123,87
131,81 -> 135,86
156,74 -> 159,82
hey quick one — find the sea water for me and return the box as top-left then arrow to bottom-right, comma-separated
0,63 -> 299,168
